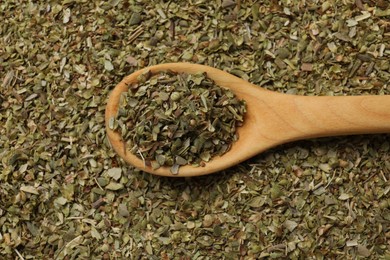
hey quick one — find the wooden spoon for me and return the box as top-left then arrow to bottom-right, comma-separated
105,63 -> 390,177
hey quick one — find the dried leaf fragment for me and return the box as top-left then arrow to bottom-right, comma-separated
63,8 -> 71,24
284,220 -> 298,232
20,186 -> 39,195
357,245 -> 371,257
107,167 -> 122,180
301,63 -> 313,72
221,0 -> 236,8
338,193 -> 351,200
105,182 -> 124,191
104,60 -> 114,71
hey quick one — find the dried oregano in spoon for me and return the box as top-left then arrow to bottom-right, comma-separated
111,70 -> 246,174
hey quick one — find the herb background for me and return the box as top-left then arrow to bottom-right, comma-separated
0,0 -> 389,259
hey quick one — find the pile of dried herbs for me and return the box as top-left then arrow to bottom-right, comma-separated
0,0 -> 389,259
111,70 -> 246,173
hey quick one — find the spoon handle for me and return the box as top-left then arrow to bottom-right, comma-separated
260,95 -> 390,143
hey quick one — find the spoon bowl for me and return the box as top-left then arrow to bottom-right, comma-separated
106,63 -> 390,177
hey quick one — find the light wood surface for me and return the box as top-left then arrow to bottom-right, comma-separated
105,63 -> 390,177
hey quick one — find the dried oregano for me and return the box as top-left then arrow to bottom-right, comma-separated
112,70 -> 246,173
